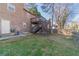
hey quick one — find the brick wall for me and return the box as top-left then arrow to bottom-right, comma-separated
0,3 -> 35,33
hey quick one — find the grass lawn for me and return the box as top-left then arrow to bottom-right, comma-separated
0,34 -> 79,56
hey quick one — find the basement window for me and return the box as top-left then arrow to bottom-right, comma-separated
7,3 -> 15,13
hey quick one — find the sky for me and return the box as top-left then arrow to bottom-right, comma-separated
36,4 -> 79,24
37,4 -> 52,20
67,4 -> 79,23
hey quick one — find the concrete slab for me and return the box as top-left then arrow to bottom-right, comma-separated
0,34 -> 26,40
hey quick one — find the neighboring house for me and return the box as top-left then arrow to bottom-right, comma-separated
0,3 -> 35,34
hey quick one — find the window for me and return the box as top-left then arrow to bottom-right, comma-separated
7,3 -> 15,12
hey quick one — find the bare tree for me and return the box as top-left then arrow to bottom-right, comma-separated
54,4 -> 71,34
41,3 -> 71,34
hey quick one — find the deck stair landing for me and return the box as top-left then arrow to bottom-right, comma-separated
30,16 -> 51,34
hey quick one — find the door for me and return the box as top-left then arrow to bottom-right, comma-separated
1,19 -> 10,34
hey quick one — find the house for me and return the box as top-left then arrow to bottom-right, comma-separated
0,3 -> 35,34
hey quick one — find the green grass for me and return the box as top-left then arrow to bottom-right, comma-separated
0,34 -> 79,56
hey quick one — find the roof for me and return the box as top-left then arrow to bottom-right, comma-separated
23,8 -> 47,21
23,8 -> 38,17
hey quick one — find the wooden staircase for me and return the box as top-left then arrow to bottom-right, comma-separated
30,16 -> 51,34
